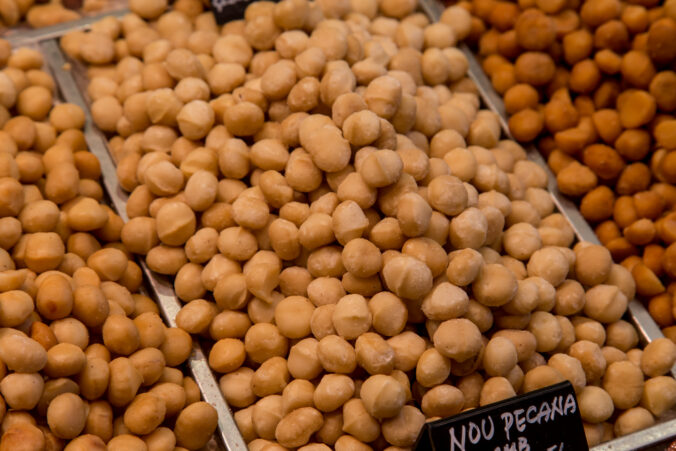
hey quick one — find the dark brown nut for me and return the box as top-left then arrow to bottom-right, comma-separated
508,108 -> 543,142
616,129 -> 651,162
617,90 -> 656,129
650,71 -> 676,112
515,9 -> 556,51
569,59 -> 601,94
647,18 -> 676,65
580,0 -> 621,27
656,151 -> 676,184
514,52 -> 556,86
486,2 -> 519,31
632,263 -> 665,298
624,219 -> 656,246
580,186 -> 614,223
594,19 -> 629,53
621,50 -> 656,89
582,144 -> 625,181
174,402 -> 218,450
595,49 -> 622,75
557,162 -> 598,197
563,29 -> 593,65
503,84 -> 539,115
621,4 -> 648,33
545,95 -> 578,134
616,163 -> 651,196
655,120 -> 676,150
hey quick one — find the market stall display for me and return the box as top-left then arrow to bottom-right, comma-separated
52,0 -> 676,448
2,0 -> 676,449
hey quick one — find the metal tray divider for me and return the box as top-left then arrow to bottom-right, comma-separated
419,1 -> 676,448
39,38 -> 246,451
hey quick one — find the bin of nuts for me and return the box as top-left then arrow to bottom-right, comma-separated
452,0 -> 676,336
0,0 -> 124,30
0,42 -> 218,449
61,0 -> 676,448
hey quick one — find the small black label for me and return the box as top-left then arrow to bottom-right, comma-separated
415,381 -> 588,451
209,0 -> 276,24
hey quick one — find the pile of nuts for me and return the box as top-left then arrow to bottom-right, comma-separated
64,0 -> 676,448
0,0 -> 115,29
454,0 -> 676,330
0,41 -> 217,449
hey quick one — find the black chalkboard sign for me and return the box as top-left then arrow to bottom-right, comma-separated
209,0 -> 279,24
415,381 -> 588,451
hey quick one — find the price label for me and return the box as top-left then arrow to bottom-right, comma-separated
210,0 -> 278,24
415,381 -> 588,451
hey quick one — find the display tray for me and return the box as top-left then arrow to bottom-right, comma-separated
8,2 -> 676,449
12,32 -> 226,451
418,1 -> 676,449
37,38 -> 242,451
416,0 -> 676,376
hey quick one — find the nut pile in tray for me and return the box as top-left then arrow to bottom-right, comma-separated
454,0 -> 676,331
64,0 -> 676,448
0,41 -> 217,449
0,0 -> 115,29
